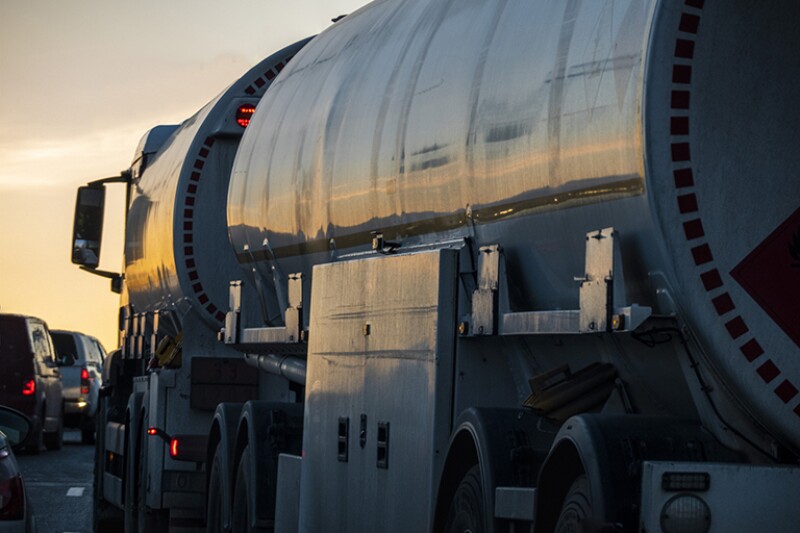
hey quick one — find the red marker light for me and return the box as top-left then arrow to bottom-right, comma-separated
22,380 -> 35,396
236,104 -> 256,127
147,427 -> 158,436
170,438 -> 180,458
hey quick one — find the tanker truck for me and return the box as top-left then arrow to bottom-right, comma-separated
72,1 -> 800,532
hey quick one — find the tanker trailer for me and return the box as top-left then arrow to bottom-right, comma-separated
72,0 -> 800,532
71,39 -> 311,532
222,0 -> 800,531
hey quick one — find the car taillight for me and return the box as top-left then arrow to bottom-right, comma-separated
0,475 -> 25,520
21,380 -> 35,396
81,367 -> 90,394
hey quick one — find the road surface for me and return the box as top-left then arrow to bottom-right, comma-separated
16,429 -> 93,533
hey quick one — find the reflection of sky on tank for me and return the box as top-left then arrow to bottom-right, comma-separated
123,99 -> 219,313
229,0 -> 646,257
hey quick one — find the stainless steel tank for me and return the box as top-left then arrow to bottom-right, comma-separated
229,0 -> 800,449
124,40 -> 309,328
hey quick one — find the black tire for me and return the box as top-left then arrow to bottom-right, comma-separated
206,443 -> 225,533
444,465 -> 484,533
44,407 -> 64,450
554,475 -> 593,533
25,416 -> 44,455
232,446 -> 265,533
82,426 -> 96,445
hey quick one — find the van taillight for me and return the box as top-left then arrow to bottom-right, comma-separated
81,367 -> 90,394
0,475 -> 25,520
22,380 -> 35,396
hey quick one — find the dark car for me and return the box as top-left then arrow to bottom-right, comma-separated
0,405 -> 36,532
50,330 -> 105,444
0,314 -> 65,453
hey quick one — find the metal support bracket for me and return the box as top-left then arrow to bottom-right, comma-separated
466,228 -> 651,336
221,274 -> 307,354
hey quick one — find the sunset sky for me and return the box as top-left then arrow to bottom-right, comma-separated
0,0 -> 368,350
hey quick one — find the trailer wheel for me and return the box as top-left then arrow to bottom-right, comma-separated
232,445 -> 265,532
206,443 -> 225,533
554,475 -> 592,533
444,465 -> 484,533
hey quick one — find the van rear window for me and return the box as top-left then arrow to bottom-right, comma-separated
52,332 -> 79,360
0,316 -> 31,359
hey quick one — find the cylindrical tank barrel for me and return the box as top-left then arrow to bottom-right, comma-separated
229,1 -> 800,450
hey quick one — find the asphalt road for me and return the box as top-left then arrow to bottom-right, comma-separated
16,429 -> 94,533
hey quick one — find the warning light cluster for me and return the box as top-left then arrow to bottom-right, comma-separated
236,104 -> 257,128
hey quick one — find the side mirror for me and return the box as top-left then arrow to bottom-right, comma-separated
59,353 -> 77,367
0,406 -> 32,449
72,185 -> 106,268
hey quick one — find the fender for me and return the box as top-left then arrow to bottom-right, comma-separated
233,401 -> 303,529
434,408 -> 556,532
123,390 -> 145,524
534,414 -> 744,532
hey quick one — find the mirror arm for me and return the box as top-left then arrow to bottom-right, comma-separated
87,169 -> 132,188
79,266 -> 124,294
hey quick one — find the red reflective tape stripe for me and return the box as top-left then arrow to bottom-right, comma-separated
671,90 -> 690,109
775,380 -> 799,403
190,172 -> 201,182
671,117 -> 690,136
189,271 -> 199,281
756,360 -> 780,383
711,293 -> 735,316
245,86 -> 255,95
677,193 -> 698,213
683,219 -> 704,240
187,184 -> 197,194
204,137 -> 215,147
673,168 -> 694,188
186,258 -> 196,268
724,316 -> 748,339
192,283 -> 202,294
183,221 -> 193,231
671,143 -> 691,161
675,39 -> 695,58
672,65 -> 692,84
740,339 -> 764,362
691,244 -> 713,265
184,246 -> 194,256
199,148 -> 209,158
679,13 -> 700,34
700,269 -> 723,291
216,311 -> 226,322
199,294 -> 209,304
